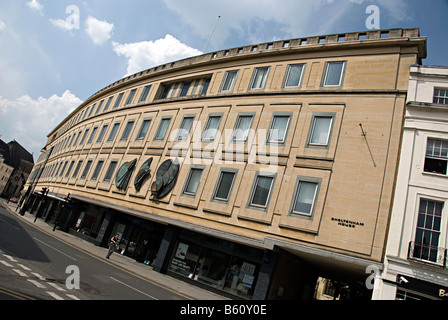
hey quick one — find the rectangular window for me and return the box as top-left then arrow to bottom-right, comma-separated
424,138 -> 448,175
200,78 -> 211,94
91,160 -> 104,181
103,96 -> 113,112
179,81 -> 191,97
87,126 -> 98,144
291,181 -> 318,216
413,199 -> 443,263
232,115 -> 253,142
136,119 -> 152,140
202,115 -> 222,141
213,171 -> 236,201
96,124 -> 109,143
88,105 -> 95,118
154,118 -> 171,140
249,67 -> 270,89
120,120 -> 135,141
267,115 -> 290,143
112,92 -> 124,109
322,61 -> 346,86
80,160 -> 93,179
177,116 -> 194,140
103,160 -> 118,182
125,89 -> 137,106
159,84 -> 172,99
183,168 -> 204,196
107,122 -> 121,142
72,160 -> 83,178
249,175 -> 274,208
65,161 -> 75,178
308,116 -> 333,146
433,88 -> 448,105
139,85 -> 152,102
60,161 -> 68,177
95,100 -> 104,115
220,70 -> 239,92
284,64 -> 305,87
79,128 -> 90,145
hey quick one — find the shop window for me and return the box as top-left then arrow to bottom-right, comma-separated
232,114 -> 254,142
308,115 -> 333,147
283,64 -> 305,88
213,170 -> 236,202
154,117 -> 171,140
249,67 -> 270,90
248,174 -> 275,208
267,115 -> 291,144
202,115 -> 222,141
183,167 -> 204,196
220,70 -> 239,92
424,138 -> 448,175
136,119 -> 152,140
322,61 -> 346,87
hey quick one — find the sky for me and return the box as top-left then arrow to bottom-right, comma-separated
0,0 -> 446,161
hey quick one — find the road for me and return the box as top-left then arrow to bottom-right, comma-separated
0,204 -> 192,300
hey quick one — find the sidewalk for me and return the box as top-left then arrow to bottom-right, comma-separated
1,199 -> 229,300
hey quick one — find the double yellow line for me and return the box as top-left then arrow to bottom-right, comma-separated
0,286 -> 36,300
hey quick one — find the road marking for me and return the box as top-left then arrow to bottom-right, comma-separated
110,276 -> 158,300
18,264 -> 31,271
46,291 -> 64,300
66,294 -> 80,300
0,260 -> 13,268
3,254 -> 17,262
47,282 -> 66,292
31,272 -> 46,280
12,269 -> 28,277
27,279 -> 46,289
33,237 -> 77,261
0,286 -> 36,300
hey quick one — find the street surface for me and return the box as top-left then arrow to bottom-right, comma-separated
0,204 -> 192,300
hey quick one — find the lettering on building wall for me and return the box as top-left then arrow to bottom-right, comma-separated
331,217 -> 365,229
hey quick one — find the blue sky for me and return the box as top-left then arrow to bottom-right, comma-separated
0,0 -> 446,160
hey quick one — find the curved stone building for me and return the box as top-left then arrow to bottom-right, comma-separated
23,28 -> 426,299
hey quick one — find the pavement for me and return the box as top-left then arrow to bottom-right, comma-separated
0,199 -> 229,300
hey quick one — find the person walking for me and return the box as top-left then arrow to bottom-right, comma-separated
106,234 -> 119,259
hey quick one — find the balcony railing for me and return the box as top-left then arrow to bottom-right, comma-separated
408,241 -> 447,268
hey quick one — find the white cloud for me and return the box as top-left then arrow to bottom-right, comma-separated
112,34 -> 202,76
85,16 -> 114,45
27,0 -> 43,13
0,20 -> 6,31
50,18 -> 75,31
0,90 -> 82,157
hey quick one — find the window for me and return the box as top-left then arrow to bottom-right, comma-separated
139,85 -> 152,103
112,92 -> 124,109
424,138 -> 448,175
87,105 -> 95,118
154,118 -> 171,140
72,160 -> 83,178
103,160 -> 118,182
107,122 -> 121,142
220,70 -> 239,92
284,64 -> 305,88
103,96 -> 113,112
291,180 -> 319,216
91,160 -> 104,181
80,160 -> 93,179
65,161 -> 75,178
413,198 -> 443,263
267,115 -> 290,143
179,81 -> 191,97
308,116 -> 333,146
433,88 -> 448,105
249,67 -> 270,89
136,119 -> 152,140
159,84 -> 172,99
249,175 -> 274,208
59,161 -> 68,177
79,128 -> 90,145
202,115 -> 222,141
232,115 -> 254,142
213,171 -> 236,202
177,116 -> 194,141
95,100 -> 104,115
322,61 -> 346,86
200,78 -> 211,94
120,120 -> 135,141
96,124 -> 109,143
87,126 -> 98,144
183,168 -> 204,196
125,89 -> 137,106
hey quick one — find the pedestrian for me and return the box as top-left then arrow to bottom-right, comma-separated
106,234 -> 119,259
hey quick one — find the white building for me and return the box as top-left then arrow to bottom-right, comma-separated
373,65 -> 448,300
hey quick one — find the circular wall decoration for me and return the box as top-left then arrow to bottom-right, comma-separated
151,158 -> 180,199
115,158 -> 137,191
